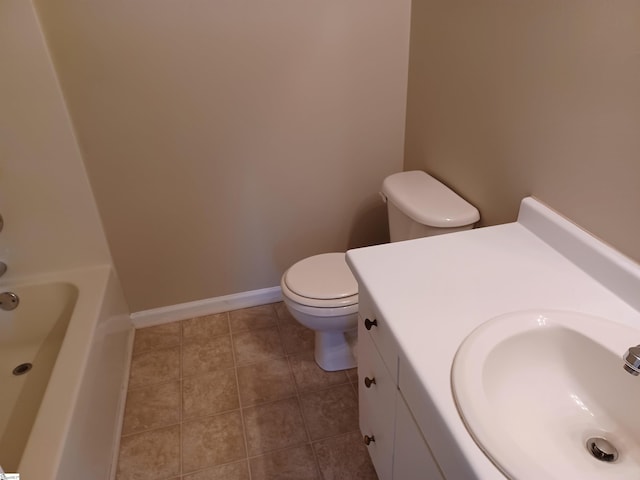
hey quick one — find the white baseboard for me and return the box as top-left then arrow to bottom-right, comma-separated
130,286 -> 283,329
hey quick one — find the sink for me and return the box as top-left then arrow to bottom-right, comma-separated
452,310 -> 640,479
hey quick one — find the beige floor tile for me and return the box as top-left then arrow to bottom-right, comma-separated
229,304 -> 278,332
116,425 -> 180,480
232,328 -> 285,366
289,351 -> 349,393
250,444 -> 320,480
352,381 -> 359,401
182,411 -> 246,474
133,322 -> 181,355
278,321 -> 315,355
183,368 -> 239,420
237,357 -> 296,407
300,384 -> 359,440
243,397 -> 308,456
274,302 -> 296,324
122,380 -> 181,436
118,304 -> 379,480
314,431 -> 378,480
128,346 -> 181,389
183,335 -> 234,376
183,460 -> 250,480
183,313 -> 229,340
346,367 -> 358,383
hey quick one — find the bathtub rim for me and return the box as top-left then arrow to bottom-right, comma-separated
12,265 -> 114,476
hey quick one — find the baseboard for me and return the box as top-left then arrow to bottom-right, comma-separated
130,286 -> 283,328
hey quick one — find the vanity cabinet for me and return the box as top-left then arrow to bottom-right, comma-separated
358,290 -> 444,480
358,316 -> 396,480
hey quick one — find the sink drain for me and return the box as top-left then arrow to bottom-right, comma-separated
12,363 -> 32,376
586,437 -> 618,462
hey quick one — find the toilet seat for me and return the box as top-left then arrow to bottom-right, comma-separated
282,253 -> 358,308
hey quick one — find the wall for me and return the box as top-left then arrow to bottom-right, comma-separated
405,0 -> 640,263
34,0 -> 412,312
0,1 -> 110,279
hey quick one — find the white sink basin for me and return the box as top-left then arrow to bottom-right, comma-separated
452,310 -> 640,479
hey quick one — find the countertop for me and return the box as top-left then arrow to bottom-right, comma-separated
346,197 -> 640,479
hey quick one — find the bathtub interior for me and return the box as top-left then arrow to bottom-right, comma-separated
0,266 -> 133,479
0,282 -> 78,471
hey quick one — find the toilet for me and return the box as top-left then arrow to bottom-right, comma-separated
281,171 -> 480,371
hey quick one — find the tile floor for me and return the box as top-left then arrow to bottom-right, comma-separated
115,302 -> 378,480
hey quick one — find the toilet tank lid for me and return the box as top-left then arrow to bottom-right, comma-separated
284,253 -> 358,300
382,171 -> 480,228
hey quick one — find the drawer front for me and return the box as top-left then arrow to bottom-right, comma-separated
358,288 -> 398,382
358,319 -> 396,480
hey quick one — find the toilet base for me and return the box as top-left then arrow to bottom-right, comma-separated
314,328 -> 357,371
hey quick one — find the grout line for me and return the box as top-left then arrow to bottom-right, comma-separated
240,394 -> 299,415
242,441 -> 312,461
125,376 -> 181,392
180,459 -> 249,479
229,312 -> 253,480
349,377 -> 359,398
182,406 -> 243,424
179,415 -> 183,479
119,421 -> 183,439
124,377 -> 181,395
292,375 -> 322,478
295,377 -> 353,396
308,425 -> 362,444
179,320 -> 183,478
181,364 -> 237,382
308,422 -> 325,479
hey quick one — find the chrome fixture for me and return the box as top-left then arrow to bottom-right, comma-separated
586,437 -> 618,462
0,292 -> 19,311
622,345 -> 640,375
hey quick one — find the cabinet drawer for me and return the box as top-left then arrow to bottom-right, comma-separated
358,319 -> 396,480
358,288 -> 398,382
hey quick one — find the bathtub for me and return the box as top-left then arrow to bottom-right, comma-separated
0,266 -> 133,479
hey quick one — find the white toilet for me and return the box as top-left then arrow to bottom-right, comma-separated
280,170 -> 480,371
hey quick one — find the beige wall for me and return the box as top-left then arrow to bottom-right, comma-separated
0,1 -> 110,279
34,0 -> 411,311
405,0 -> 640,263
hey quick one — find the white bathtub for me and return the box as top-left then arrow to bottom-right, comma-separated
0,266 -> 133,479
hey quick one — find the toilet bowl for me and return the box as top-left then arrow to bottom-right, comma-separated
281,171 -> 480,371
280,253 -> 358,371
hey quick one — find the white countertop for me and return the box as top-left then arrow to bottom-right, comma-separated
346,198 -> 640,479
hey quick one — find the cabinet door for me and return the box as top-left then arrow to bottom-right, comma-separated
358,320 -> 396,480
393,395 -> 444,480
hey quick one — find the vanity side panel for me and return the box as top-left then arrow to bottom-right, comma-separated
399,350 -> 482,479
394,393 -> 445,480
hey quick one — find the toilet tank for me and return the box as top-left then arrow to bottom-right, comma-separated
381,171 -> 480,242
